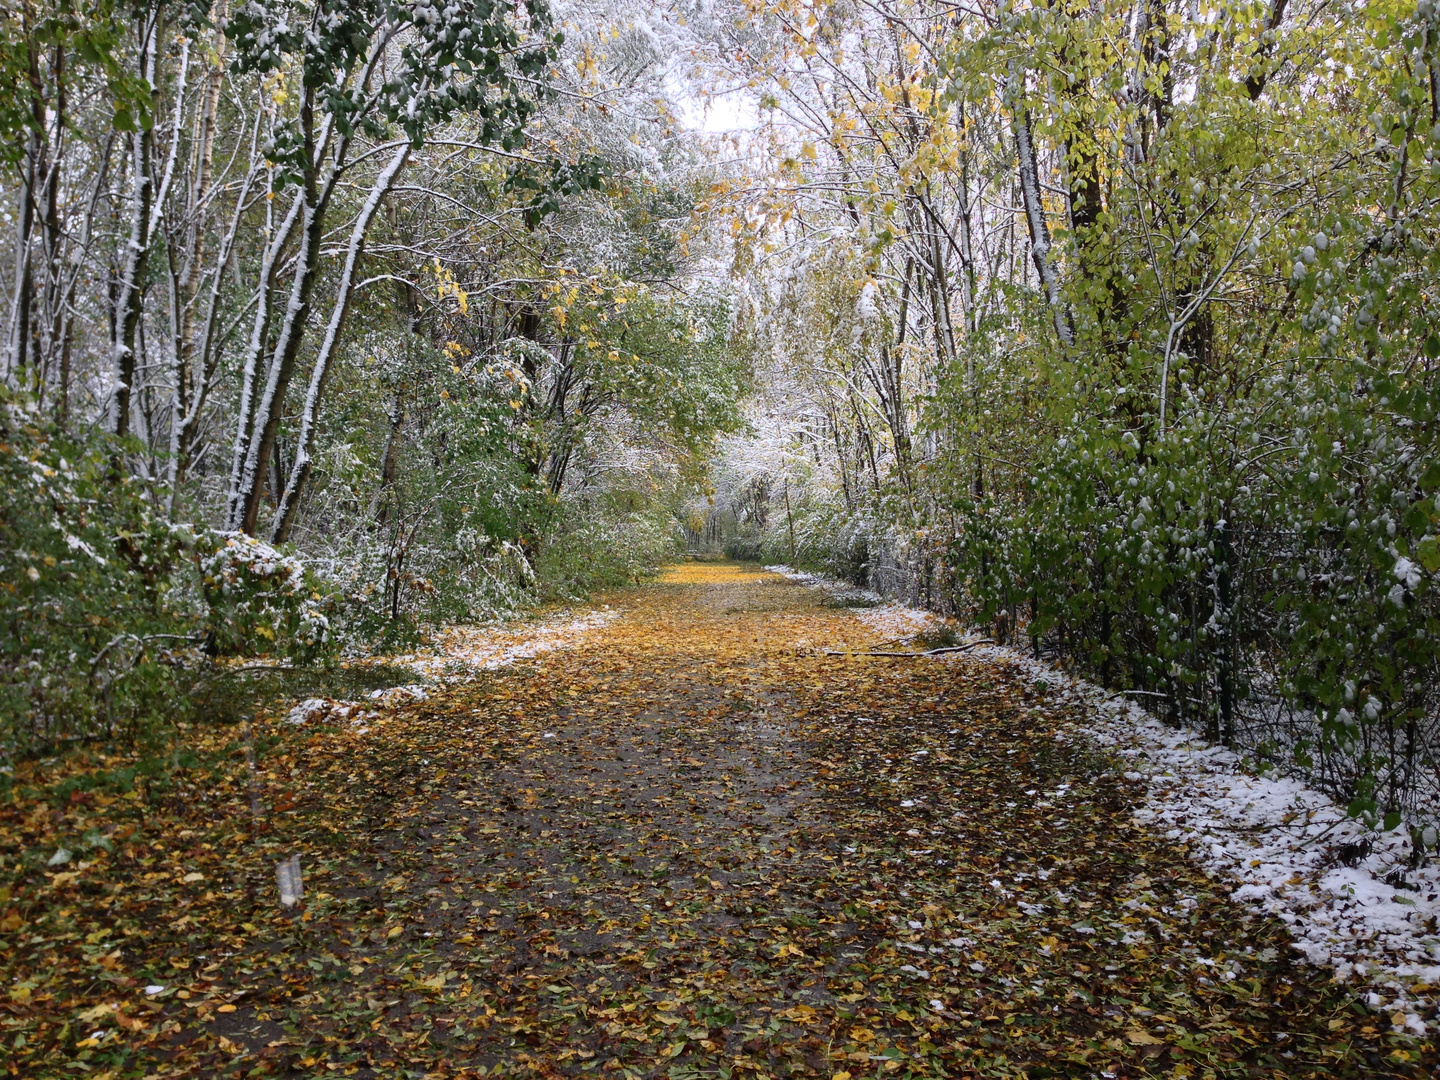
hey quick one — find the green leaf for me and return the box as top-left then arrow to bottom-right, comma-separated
1384,810 -> 1402,832
1418,536 -> 1440,573
1346,797 -> 1375,820
1404,501 -> 1431,533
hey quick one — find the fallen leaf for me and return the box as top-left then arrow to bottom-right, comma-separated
1126,1029 -> 1164,1046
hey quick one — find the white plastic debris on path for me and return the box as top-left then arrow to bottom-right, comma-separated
767,565 -> 1440,1031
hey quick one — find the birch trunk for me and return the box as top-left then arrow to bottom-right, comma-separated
233,183 -> 327,534
222,99 -> 327,527
7,131 -> 38,387
39,44 -> 66,407
1007,68 -> 1073,349
111,12 -> 161,438
226,30 -> 397,529
372,391 -> 406,528
223,160 -> 305,524
166,30 -> 228,505
270,142 -> 411,543
55,133 -> 114,425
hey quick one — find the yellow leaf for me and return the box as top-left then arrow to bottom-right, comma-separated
182,872 -> 204,883
77,1003 -> 113,1022
217,1003 -> 237,1013
850,1027 -> 875,1043
1126,1029 -> 1164,1046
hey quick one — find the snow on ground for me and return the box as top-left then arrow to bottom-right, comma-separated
766,565 -> 1440,1031
287,608 -> 620,730
851,604 -> 940,640
765,565 -> 935,640
381,607 -> 620,682
285,684 -> 432,732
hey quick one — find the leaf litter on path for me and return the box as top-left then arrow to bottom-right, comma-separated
0,563 -> 1432,1077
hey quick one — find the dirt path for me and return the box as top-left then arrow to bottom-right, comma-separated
4,564 -> 1431,1077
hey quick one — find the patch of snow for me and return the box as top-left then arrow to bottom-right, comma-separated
367,683 -> 429,706
377,607 -> 620,682
853,604 -> 939,639
286,697 -> 381,728
286,608 -> 621,736
286,698 -> 330,725
968,638 -> 1440,1028
763,565 -> 954,642
777,573 -> 1440,1026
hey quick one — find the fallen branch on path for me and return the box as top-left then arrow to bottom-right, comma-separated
825,640 -> 994,658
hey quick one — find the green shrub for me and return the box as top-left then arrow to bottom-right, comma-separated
0,392 -> 199,756
535,493 -> 681,598
197,532 -> 336,660
0,392 -> 345,761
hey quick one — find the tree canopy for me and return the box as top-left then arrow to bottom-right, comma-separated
6,0 -> 1440,833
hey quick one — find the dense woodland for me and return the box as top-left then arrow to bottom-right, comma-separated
0,0 -> 750,752
6,0 -> 1440,839
709,0 -> 1440,836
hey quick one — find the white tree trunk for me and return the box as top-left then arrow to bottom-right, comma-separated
1007,68 -> 1073,349
223,116 -> 317,527
110,11 -> 161,437
271,142 -> 412,543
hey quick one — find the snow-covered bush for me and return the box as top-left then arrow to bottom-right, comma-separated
0,393 -> 202,757
197,532 -> 336,661
952,360 -> 1440,833
0,395 -> 358,759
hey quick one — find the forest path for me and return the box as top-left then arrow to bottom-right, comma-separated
213,562 -> 1414,1078
21,565 -> 1426,1077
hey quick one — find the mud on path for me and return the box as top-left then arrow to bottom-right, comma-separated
4,564 -> 1432,1078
